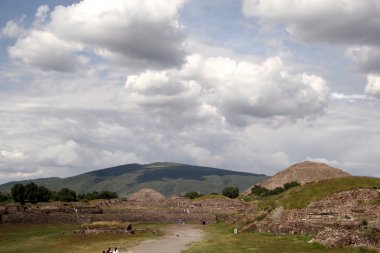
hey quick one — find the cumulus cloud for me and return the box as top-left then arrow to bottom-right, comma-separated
365,74 -> 380,98
243,0 -> 380,77
243,0 -> 380,45
345,46 -> 380,74
9,30 -> 86,72
125,54 -> 328,126
6,0 -> 188,71
1,20 -> 25,38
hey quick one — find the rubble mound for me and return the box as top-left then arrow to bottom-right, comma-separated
313,227 -> 373,248
243,188 -> 380,250
254,161 -> 350,191
128,188 -> 166,202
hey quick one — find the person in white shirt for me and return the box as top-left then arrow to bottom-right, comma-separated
113,247 -> 119,253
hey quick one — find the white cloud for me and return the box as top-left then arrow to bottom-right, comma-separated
365,74 -> 380,98
125,54 -> 329,126
1,20 -> 25,38
9,30 -> 86,72
2,0 -> 380,185
345,46 -> 380,74
243,0 -> 380,46
243,0 -> 380,81
0,150 -> 26,164
6,0 -> 188,71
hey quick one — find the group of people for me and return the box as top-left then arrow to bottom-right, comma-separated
103,247 -> 119,253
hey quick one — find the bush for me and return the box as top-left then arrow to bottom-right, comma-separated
99,191 -> 117,199
250,181 -> 300,198
184,191 -> 203,199
0,192 -> 10,202
251,185 -> 270,197
283,181 -> 300,190
77,191 -> 118,201
222,186 -> 239,199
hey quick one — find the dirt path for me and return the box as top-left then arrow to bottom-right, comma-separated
126,225 -> 203,253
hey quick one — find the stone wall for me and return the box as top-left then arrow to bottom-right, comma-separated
0,197 -> 247,225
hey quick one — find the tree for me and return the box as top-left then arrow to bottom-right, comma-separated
99,191 -> 117,199
36,185 -> 52,202
222,186 -> 239,199
57,188 -> 77,202
25,182 -> 39,204
11,183 -> 25,204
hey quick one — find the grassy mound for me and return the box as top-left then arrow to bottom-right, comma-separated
258,176 -> 380,210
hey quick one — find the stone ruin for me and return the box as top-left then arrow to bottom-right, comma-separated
0,189 -> 252,226
243,188 -> 380,250
74,223 -> 159,235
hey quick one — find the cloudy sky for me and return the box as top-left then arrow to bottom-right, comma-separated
1,0 -> 379,184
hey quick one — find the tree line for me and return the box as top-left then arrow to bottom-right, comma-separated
250,181 -> 300,197
0,182 -> 117,204
184,186 -> 240,199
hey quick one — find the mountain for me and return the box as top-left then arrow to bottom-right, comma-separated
0,162 -> 267,197
243,161 -> 351,194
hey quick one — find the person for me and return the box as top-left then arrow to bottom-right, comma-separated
113,247 -> 119,253
106,248 -> 111,253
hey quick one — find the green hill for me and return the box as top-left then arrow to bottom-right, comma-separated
0,162 -> 267,197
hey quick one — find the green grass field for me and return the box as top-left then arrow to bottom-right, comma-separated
184,223 -> 377,253
0,223 -> 162,253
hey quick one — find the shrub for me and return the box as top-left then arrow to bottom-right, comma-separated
250,181 -> 300,198
251,185 -> 270,197
185,191 -> 203,199
283,181 -> 300,190
0,192 -> 10,202
222,186 -> 239,199
77,191 -> 118,201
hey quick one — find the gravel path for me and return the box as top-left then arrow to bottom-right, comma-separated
126,225 -> 203,253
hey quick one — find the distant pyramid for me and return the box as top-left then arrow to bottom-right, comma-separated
243,161 -> 351,194
128,188 -> 166,202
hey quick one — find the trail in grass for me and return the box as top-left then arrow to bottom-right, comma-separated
126,225 -> 203,253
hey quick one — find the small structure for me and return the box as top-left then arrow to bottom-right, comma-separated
128,188 -> 166,202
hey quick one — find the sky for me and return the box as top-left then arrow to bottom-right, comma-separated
0,0 -> 380,184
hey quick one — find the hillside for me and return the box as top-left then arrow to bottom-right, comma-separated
244,161 -> 350,194
0,162 -> 267,197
